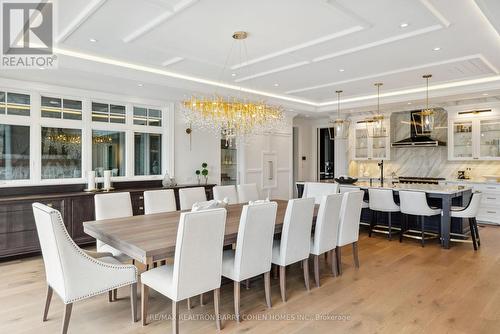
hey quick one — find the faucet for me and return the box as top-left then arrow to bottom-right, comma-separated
378,160 -> 384,186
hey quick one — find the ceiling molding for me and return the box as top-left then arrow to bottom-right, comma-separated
473,0 -> 500,40
234,61 -> 311,82
122,0 -> 198,43
230,26 -> 365,70
418,0 -> 451,28
161,56 -> 184,67
56,0 -> 107,42
285,54 -> 498,94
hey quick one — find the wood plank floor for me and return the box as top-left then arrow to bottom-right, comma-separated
2,226 -> 500,334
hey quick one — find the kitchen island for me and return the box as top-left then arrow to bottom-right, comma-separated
297,181 -> 473,249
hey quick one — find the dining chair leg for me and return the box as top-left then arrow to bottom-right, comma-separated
43,285 -> 53,321
187,298 -> 192,310
273,264 -> 278,279
234,281 -> 241,322
330,250 -> 338,277
172,301 -> 179,334
353,242 -> 360,269
130,283 -> 138,323
279,265 -> 286,302
141,284 -> 149,326
200,293 -> 205,306
302,259 -> 310,291
264,271 -> 272,308
313,255 -> 320,288
113,288 -> 118,300
336,246 -> 342,276
469,218 -> 478,251
108,290 -> 113,302
214,288 -> 222,330
61,303 -> 73,334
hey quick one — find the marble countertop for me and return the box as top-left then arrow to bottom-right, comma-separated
340,182 -> 472,195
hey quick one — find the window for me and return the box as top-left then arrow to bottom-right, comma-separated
6,92 -> 30,116
0,124 -> 30,180
92,102 -> 125,124
41,127 -> 82,179
135,133 -> 161,175
41,96 -> 82,120
92,130 -> 125,177
133,106 -> 162,126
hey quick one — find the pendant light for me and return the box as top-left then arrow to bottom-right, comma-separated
420,74 -> 434,133
367,82 -> 388,138
329,90 -> 350,139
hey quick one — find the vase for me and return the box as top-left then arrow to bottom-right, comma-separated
197,176 -> 200,185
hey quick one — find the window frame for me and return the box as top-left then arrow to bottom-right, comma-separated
0,86 -> 172,186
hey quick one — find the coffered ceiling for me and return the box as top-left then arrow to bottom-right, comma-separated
2,0 -> 500,114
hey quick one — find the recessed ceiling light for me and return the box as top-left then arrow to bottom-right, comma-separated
138,83 -> 143,87
89,38 -> 97,43
407,102 -> 412,105
433,47 -> 441,51
231,73 -> 236,77
273,83 -> 279,87
339,69 -> 345,72
482,93 -> 489,96
400,23 -> 409,28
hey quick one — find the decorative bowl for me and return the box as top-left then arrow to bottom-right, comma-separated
334,177 -> 358,184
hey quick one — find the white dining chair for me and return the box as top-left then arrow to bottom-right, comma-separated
222,201 -> 278,321
32,203 -> 138,334
213,185 -> 239,204
451,192 -> 482,250
144,189 -> 177,214
310,194 -> 343,287
271,197 -> 315,302
179,187 -> 207,210
302,182 -> 339,204
94,192 -> 133,263
368,188 -> 400,240
399,190 -> 442,247
141,208 -> 227,333
336,191 -> 364,275
237,183 -> 260,203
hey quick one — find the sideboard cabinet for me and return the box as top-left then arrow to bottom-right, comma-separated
0,181 -> 214,259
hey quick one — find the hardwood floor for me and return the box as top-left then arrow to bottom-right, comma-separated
2,226 -> 500,334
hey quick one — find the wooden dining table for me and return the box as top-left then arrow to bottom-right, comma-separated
83,199 -> 319,266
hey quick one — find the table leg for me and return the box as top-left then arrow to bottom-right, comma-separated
441,196 -> 451,249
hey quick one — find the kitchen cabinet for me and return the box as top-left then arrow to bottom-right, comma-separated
353,120 -> 390,161
449,116 -> 500,161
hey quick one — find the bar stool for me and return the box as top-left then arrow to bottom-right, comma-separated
368,188 -> 400,240
399,190 -> 442,247
339,186 -> 370,227
450,192 -> 482,250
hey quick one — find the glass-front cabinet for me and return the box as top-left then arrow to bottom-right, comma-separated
449,116 -> 500,160
352,121 -> 390,160
220,133 -> 238,185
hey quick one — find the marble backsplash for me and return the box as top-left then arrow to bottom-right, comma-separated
348,146 -> 500,180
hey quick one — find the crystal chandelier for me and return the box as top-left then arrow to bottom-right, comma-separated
420,74 -> 435,133
182,31 -> 285,141
329,90 -> 350,139
367,83 -> 388,138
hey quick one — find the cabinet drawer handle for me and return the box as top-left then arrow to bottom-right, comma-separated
139,206 -> 144,210
486,197 -> 497,200
487,211 -> 496,214
487,187 -> 497,190
139,196 -> 144,200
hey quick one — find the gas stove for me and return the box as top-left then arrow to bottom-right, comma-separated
397,176 -> 446,185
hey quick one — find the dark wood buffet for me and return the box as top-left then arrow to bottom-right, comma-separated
0,181 -> 215,259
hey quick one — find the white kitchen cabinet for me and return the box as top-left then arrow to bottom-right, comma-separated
449,116 -> 500,161
352,120 -> 390,161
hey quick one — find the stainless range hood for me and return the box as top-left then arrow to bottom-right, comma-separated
391,109 -> 446,148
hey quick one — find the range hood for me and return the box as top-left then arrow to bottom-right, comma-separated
391,109 -> 446,148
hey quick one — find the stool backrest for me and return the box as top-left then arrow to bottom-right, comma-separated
399,190 -> 435,216
368,188 -> 400,212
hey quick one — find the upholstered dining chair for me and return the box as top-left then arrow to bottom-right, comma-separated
237,183 -> 260,203
310,194 -> 343,287
213,185 -> 239,204
336,191 -> 364,275
144,189 -> 177,214
222,201 -> 278,321
94,192 -> 133,263
32,203 -> 138,334
178,187 -> 207,210
141,208 -> 227,333
302,182 -> 339,204
271,197 -> 315,302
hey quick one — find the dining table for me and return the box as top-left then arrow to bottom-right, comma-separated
84,199 -> 319,266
